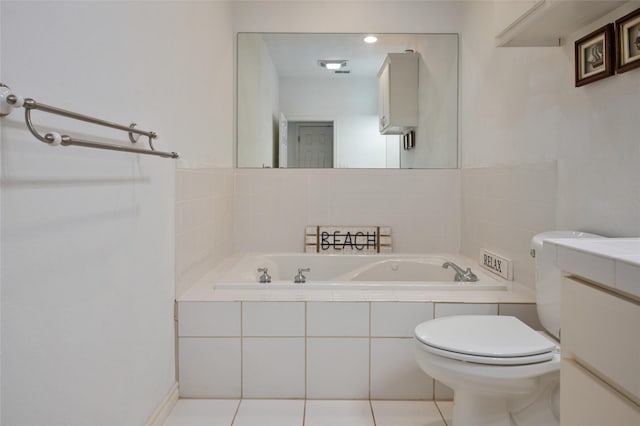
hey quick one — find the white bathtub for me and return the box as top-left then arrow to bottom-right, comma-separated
215,253 -> 506,291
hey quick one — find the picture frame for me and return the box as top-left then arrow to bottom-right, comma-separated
575,24 -> 615,87
615,7 -> 640,73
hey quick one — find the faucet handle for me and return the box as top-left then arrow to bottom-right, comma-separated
257,267 -> 271,283
294,267 -> 310,284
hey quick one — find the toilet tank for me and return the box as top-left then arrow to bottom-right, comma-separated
530,231 -> 604,339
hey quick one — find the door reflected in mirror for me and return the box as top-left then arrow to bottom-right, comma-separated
237,33 -> 458,169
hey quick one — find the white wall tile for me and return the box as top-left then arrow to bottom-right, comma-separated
242,338 -> 305,398
307,338 -> 370,399
178,338 -> 241,398
176,167 -> 234,298
307,302 -> 369,337
242,302 -> 305,336
178,301 -> 240,337
371,338 -> 433,400
434,303 -> 498,318
460,164 -> 557,290
371,302 -> 434,337
234,169 -> 460,253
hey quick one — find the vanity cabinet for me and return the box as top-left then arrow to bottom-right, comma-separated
560,276 -> 640,425
377,52 -> 418,135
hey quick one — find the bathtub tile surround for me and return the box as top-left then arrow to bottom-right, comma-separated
243,301 -> 305,336
371,302 -> 434,337
178,337 -> 241,398
243,338 -> 306,398
307,302 -> 369,336
178,301 -> 240,337
370,338 -> 433,399
177,299 -> 537,400
461,163 -> 558,289
175,165 -> 234,297
307,338 -> 371,398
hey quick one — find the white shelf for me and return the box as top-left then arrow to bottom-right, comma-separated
496,0 -> 628,47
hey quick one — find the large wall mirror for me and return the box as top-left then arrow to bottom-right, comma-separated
237,33 -> 458,169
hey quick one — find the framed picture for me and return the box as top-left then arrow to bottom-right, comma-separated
575,24 -> 614,87
615,7 -> 640,73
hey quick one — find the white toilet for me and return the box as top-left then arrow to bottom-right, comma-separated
414,231 -> 603,426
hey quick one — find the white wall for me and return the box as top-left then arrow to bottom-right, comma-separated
0,1 -> 232,425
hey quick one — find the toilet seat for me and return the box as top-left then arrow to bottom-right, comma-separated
415,315 -> 557,366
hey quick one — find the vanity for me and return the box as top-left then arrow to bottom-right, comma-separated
545,238 -> 640,425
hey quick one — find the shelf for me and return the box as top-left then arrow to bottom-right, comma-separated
496,0 -> 628,47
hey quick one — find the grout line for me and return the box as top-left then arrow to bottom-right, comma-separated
434,400 -> 450,426
229,399 -> 242,426
369,399 -> 377,426
302,399 -> 307,426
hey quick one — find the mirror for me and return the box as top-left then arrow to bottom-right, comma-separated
237,33 -> 458,169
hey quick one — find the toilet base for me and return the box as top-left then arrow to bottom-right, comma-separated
452,391 -> 512,426
450,379 -> 560,426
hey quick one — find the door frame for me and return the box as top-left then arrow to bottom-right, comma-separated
285,114 -> 339,168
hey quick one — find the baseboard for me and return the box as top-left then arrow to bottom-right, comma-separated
146,382 -> 179,426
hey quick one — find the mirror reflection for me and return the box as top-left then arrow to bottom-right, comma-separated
237,33 -> 458,169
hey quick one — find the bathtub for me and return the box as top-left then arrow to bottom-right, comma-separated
215,253 -> 507,291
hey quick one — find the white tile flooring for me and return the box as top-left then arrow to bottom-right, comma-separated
163,399 -> 453,426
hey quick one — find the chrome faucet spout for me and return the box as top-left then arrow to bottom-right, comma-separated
442,261 -> 478,282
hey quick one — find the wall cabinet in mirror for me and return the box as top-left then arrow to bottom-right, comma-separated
378,52 -> 418,135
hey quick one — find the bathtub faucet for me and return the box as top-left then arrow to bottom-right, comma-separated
442,261 -> 478,282
257,267 -> 271,284
294,267 -> 310,284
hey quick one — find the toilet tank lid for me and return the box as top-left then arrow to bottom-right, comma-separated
530,231 -> 605,252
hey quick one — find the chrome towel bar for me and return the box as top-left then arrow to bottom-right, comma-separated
0,83 -> 179,159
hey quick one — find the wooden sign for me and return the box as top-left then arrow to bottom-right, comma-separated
305,226 -> 392,254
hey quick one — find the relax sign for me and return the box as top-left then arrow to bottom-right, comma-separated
479,248 -> 513,280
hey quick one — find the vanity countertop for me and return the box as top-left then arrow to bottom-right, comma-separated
545,238 -> 640,300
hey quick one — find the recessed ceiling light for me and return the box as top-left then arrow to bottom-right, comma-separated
364,35 -> 378,44
318,60 -> 347,70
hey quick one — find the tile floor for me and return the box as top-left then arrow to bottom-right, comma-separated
163,399 -> 453,426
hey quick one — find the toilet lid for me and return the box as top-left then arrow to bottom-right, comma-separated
415,315 -> 556,361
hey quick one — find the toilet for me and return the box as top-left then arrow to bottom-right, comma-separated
414,231 -> 603,426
